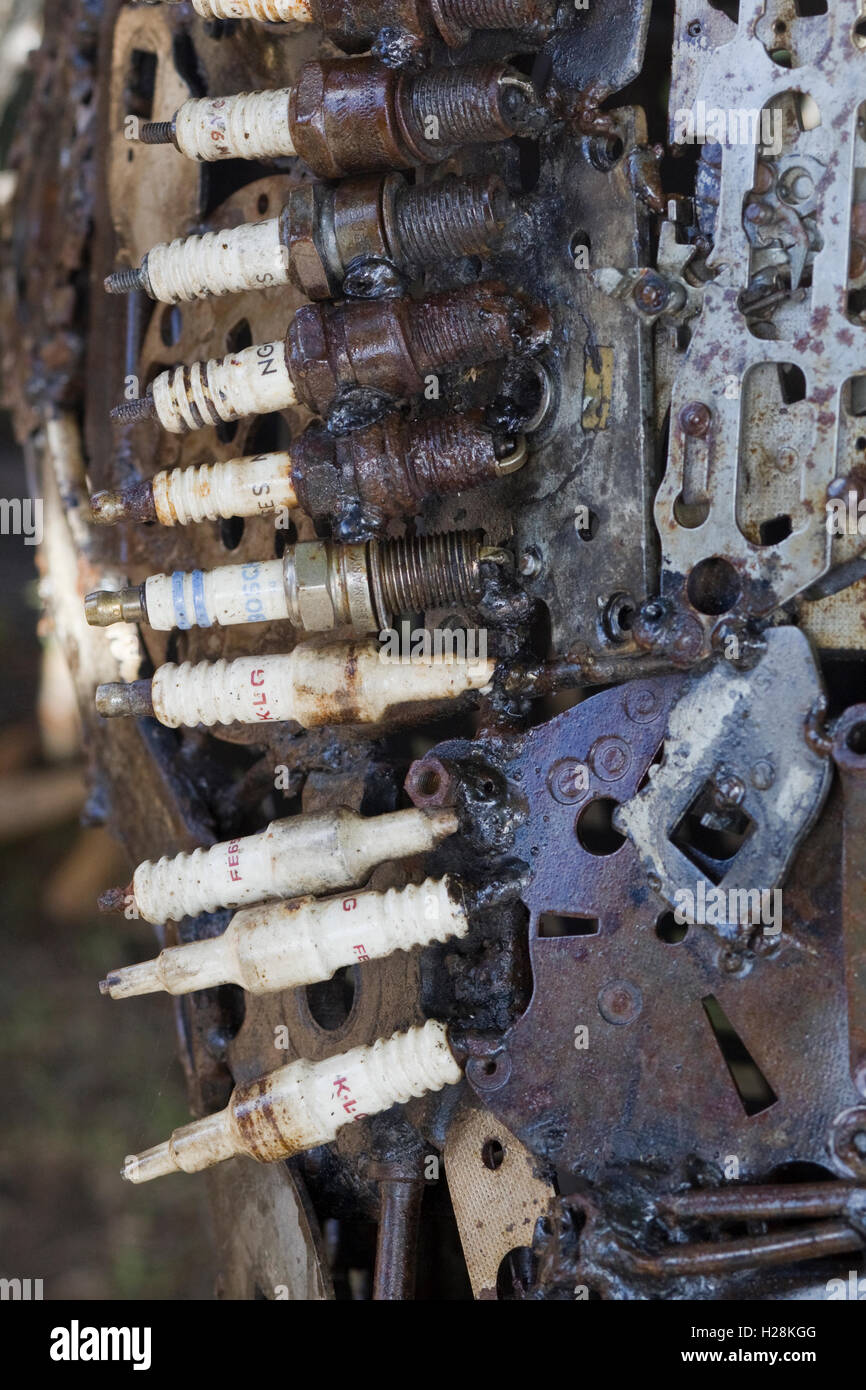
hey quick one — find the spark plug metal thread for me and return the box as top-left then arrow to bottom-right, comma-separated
94,639 -> 495,729
105,173 -> 509,304
393,174 -> 506,265
115,282 -> 538,431
99,806 -> 458,923
121,1020 -> 462,1183
100,876 -> 467,999
89,413 -> 524,527
136,58 -> 538,179
84,529 -> 485,633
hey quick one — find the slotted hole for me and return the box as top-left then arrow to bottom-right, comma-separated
702,995 -> 777,1116
481,1138 -> 505,1171
537,913 -> 600,938
495,1247 -> 537,1300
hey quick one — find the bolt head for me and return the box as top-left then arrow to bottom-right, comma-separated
679,401 -> 712,438
633,272 -> 670,314
750,759 -> 775,791
598,979 -> 643,1026
548,758 -> 590,804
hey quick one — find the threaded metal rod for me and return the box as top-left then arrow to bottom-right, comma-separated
138,120 -> 174,145
371,531 -> 483,617
404,65 -> 513,149
104,267 -> 145,294
394,174 -> 507,264
110,396 -> 157,423
436,0 -> 551,30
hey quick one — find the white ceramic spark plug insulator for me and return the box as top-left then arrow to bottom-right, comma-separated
192,0 -> 313,23
173,90 -> 295,163
122,1020 -> 462,1182
127,806 -> 458,922
146,219 -> 288,303
143,560 -> 290,629
103,876 -> 468,999
154,0 -> 314,21
151,452 -> 297,525
149,642 -> 495,729
151,340 -> 295,433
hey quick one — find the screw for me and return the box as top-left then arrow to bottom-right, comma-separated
679,401 -> 712,438
109,396 -> 156,424
104,266 -> 145,295
751,759 -> 775,790
711,766 -> 746,809
548,757 -> 589,804
138,120 -> 174,145
632,271 -> 673,314
597,979 -> 642,1026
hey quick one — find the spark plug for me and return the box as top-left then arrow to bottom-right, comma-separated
122,1019 -> 462,1183
90,413 -> 525,528
99,805 -> 458,922
133,57 -> 541,179
149,0 -> 554,55
85,529 -> 486,634
95,639 -> 494,731
105,173 -> 510,304
101,876 -> 467,998
110,282 -> 543,431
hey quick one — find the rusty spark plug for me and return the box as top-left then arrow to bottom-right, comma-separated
85,528 -> 488,634
90,412 -> 526,529
133,57 -> 543,178
94,638 -> 494,730
121,1020 -> 462,1183
109,282 -> 546,431
105,173 -> 510,304
147,0 -> 555,56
